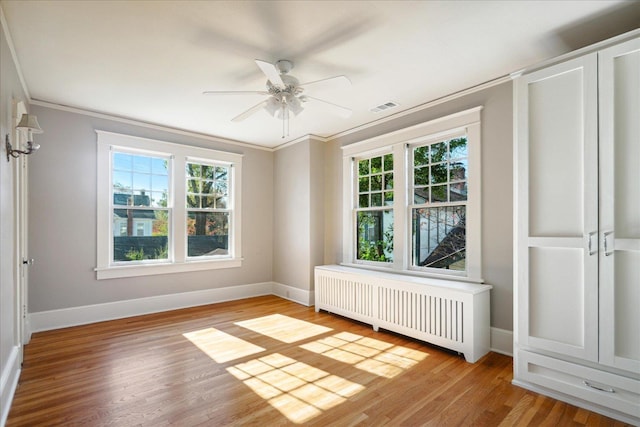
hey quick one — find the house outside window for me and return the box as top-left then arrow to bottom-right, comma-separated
96,131 -> 242,279
342,107 -> 483,282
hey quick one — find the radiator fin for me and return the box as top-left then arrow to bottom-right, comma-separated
316,275 -> 374,318
378,287 -> 464,343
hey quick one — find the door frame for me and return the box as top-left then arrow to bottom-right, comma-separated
13,100 -> 30,361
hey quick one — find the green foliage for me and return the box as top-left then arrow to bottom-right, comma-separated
155,245 -> 168,259
125,248 -> 145,261
357,215 -> 393,262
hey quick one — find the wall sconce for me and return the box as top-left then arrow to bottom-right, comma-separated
6,113 -> 43,161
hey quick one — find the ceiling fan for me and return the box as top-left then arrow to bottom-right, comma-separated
203,59 -> 352,137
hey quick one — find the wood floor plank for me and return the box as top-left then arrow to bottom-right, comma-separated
6,295 -> 633,426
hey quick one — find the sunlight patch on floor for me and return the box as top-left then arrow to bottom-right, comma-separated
235,314 -> 332,343
300,332 -> 429,378
227,353 -> 364,424
183,327 -> 265,363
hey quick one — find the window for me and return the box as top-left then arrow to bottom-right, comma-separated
342,107 -> 482,282
186,162 -> 231,258
356,153 -> 394,263
96,131 -> 242,279
411,137 -> 468,272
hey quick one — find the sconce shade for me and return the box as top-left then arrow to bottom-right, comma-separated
16,114 -> 43,134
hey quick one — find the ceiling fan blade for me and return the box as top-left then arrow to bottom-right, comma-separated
304,96 -> 352,118
231,100 -> 269,122
203,90 -> 269,96
300,75 -> 351,90
255,59 -> 285,89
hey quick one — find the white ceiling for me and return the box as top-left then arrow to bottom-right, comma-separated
2,1 -> 638,149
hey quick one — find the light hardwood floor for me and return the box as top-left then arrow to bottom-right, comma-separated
7,295 -> 631,426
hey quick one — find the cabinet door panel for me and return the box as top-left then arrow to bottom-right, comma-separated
528,70 -> 584,237
529,247 -> 585,351
599,37 -> 640,373
516,54 -> 598,362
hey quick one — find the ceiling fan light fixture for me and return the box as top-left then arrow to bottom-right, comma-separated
287,95 -> 304,116
265,97 -> 281,117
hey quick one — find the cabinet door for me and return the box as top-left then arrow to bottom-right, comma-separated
599,37 -> 640,373
515,54 -> 599,361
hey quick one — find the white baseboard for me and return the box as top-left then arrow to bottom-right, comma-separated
29,282 -> 275,333
271,282 -> 314,306
490,327 -> 513,357
1,346 -> 21,427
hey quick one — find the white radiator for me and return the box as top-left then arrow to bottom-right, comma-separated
314,265 -> 492,363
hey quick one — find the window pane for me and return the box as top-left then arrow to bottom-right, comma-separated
133,190 -> 151,207
151,174 -> 168,193
414,166 -> 429,185
359,194 -> 369,208
113,153 -> 132,171
384,173 -> 393,190
150,191 -> 167,208
187,179 -> 200,193
450,159 -> 468,181
384,191 -> 394,206
384,154 -> 393,171
357,210 -> 393,262
371,175 -> 382,191
112,209 -> 169,262
186,164 -> 202,178
431,185 -> 447,202
113,171 -> 132,193
215,181 -> 228,197
449,137 -> 468,159
412,206 -> 465,271
430,163 -> 447,184
202,165 -> 214,180
216,197 -> 228,209
450,182 -> 467,202
371,156 -> 382,174
359,177 -> 369,192
132,155 -> 151,173
133,173 -> 151,192
430,142 -> 448,163
215,166 -> 228,181
358,159 -> 369,176
414,146 -> 429,166
414,187 -> 429,204
187,212 -> 229,257
151,158 -> 167,175
371,192 -> 382,207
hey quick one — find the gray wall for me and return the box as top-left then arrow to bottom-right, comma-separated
27,105 -> 274,312
324,82 -> 514,331
272,138 -> 325,293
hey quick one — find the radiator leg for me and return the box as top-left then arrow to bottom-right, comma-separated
373,324 -> 379,332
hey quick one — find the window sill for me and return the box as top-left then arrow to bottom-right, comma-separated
96,258 -> 242,280
339,262 -> 484,285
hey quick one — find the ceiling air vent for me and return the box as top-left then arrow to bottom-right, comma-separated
370,101 -> 399,113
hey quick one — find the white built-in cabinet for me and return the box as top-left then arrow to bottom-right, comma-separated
514,34 -> 640,425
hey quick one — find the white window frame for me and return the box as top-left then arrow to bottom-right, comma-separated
96,131 -> 243,279
342,107 -> 483,283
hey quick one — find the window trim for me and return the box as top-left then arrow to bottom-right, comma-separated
341,107 -> 483,283
96,131 -> 243,279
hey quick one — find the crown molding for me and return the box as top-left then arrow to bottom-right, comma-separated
29,99 -> 274,152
